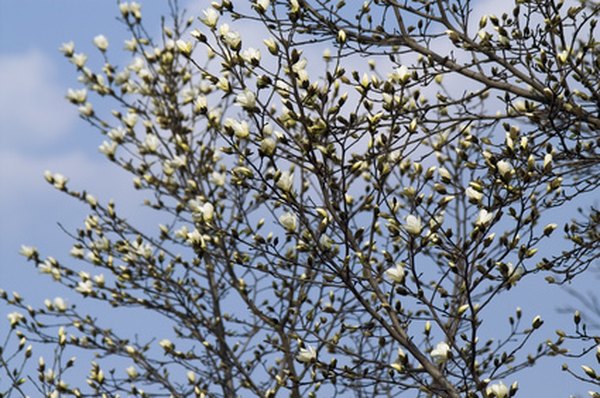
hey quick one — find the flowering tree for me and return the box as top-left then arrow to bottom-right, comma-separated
2,0 -> 599,397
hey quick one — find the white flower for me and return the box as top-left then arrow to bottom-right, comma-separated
52,173 -> 68,190
144,134 -> 160,152
186,229 -> 206,248
543,153 -> 553,169
256,0 -> 270,12
279,212 -> 297,232
19,245 -> 37,259
190,199 -> 214,222
93,35 -> 109,51
241,47 -> 261,65
176,40 -> 193,55
94,274 -> 105,287
122,113 -> 138,128
126,366 -> 139,379
430,342 -> 450,363
201,8 -> 219,28
99,141 -> 118,157
389,65 -> 410,84
506,263 -> 524,286
7,312 -> 24,327
496,160 -> 513,178
159,339 -> 174,350
260,137 -> 277,155
465,186 -> 483,203
211,171 -> 226,187
276,171 -> 294,192
108,127 -> 126,142
59,41 -> 75,56
438,167 -> 451,181
224,31 -> 241,49
236,89 -> 257,109
71,53 -> 87,68
70,246 -> 85,258
475,209 -> 494,227
76,280 -> 94,295
297,345 -> 317,363
486,381 -> 509,398
231,120 -> 250,139
66,88 -> 87,104
78,102 -> 93,117
385,264 -> 405,283
404,215 -> 423,236
53,297 -> 67,312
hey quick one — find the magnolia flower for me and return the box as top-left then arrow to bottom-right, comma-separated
241,47 -> 261,65
201,8 -> 219,28
122,113 -> 138,128
176,40 -> 193,56
256,0 -> 270,12
231,120 -> 250,139
53,297 -> 67,312
159,339 -> 174,350
236,89 -> 257,109
389,65 -> 410,84
404,215 -> 423,236
66,88 -> 87,104
71,53 -> 87,68
126,366 -> 139,379
76,280 -> 93,295
211,171 -> 226,187
70,246 -> 85,258
263,38 -> 278,54
506,263 -> 524,286
99,141 -> 118,157
279,212 -> 297,232
7,312 -> 24,327
144,134 -> 160,152
52,173 -> 68,190
19,245 -> 37,259
59,41 -> 75,56
260,137 -> 277,155
543,153 -> 553,169
475,209 -> 494,227
465,186 -> 483,203
297,345 -> 317,363
190,200 -> 214,222
276,171 -> 294,192
430,342 -> 450,363
78,102 -> 93,117
385,263 -> 405,283
486,381 -> 509,398
224,31 -> 242,49
93,35 -> 109,51
496,160 -> 513,178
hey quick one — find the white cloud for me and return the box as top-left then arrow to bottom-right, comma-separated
0,51 -> 76,146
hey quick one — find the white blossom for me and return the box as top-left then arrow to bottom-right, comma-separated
430,342 -> 450,363
260,137 -> 277,155
99,141 -> 118,157
144,134 -> 160,153
236,89 -> 257,109
404,215 -> 423,236
53,297 -> 67,312
201,8 -> 219,28
241,47 -> 261,65
506,263 -> 524,286
486,381 -> 509,398
465,186 -> 483,203
475,209 -> 494,227
389,65 -> 410,84
66,88 -> 87,104
211,171 -> 226,187
76,280 -> 94,295
297,345 -> 317,363
279,212 -> 297,232
7,312 -> 24,327
19,245 -> 37,259
59,41 -> 75,56
385,264 -> 405,283
256,0 -> 270,12
496,160 -> 513,178
276,171 -> 294,192
71,53 -> 87,68
93,35 -> 109,51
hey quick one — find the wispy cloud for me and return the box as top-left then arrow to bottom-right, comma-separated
0,50 -> 76,146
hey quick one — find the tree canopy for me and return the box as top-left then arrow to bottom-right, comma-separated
2,0 -> 599,397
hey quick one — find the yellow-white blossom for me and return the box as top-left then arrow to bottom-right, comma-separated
276,171 -> 294,192
465,186 -> 483,203
66,88 -> 87,104
126,366 -> 139,379
211,171 -> 226,187
260,137 -> 277,155
255,0 -> 270,12
385,263 -> 405,283
404,215 -> 423,236
71,53 -> 87,68
53,297 -> 67,312
93,35 -> 109,51
76,280 -> 93,295
201,8 -> 219,28
59,41 -> 75,56
475,209 -> 494,227
19,245 -> 37,259
99,141 -> 118,157
241,47 -> 261,65
297,345 -> 317,363
236,89 -> 257,109
496,160 -> 513,178
486,381 -> 509,398
159,339 -> 174,350
430,342 -> 450,363
279,212 -> 297,232
7,312 -> 24,327
144,134 -> 160,152
506,263 -> 524,286
389,65 -> 410,84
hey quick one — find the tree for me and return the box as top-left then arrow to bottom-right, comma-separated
2,0 -> 599,397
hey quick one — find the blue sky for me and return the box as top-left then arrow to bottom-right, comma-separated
0,1 -> 596,396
